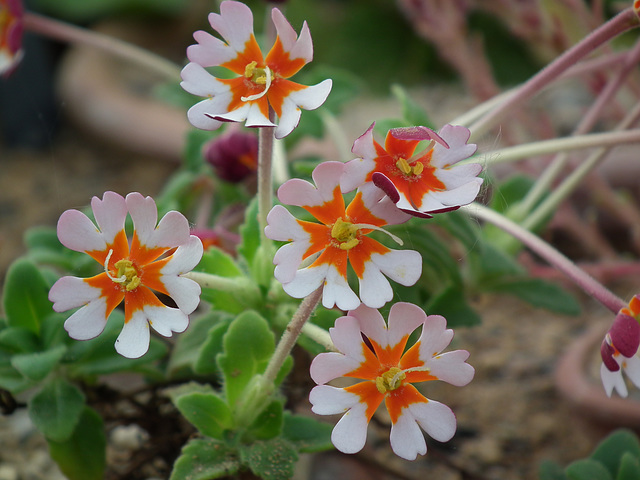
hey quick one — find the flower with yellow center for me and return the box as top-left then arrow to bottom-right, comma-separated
310,303 -> 474,460
49,192 -> 203,358
180,0 -> 332,139
265,161 -> 422,311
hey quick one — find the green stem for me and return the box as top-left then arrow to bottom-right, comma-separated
461,203 -> 626,314
23,12 -> 181,80
182,272 -> 260,301
301,322 -> 336,352
468,8 -> 639,140
262,287 -> 323,384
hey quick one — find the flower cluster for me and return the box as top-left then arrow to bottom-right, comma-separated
310,303 -> 474,460
0,0 -> 23,75
49,192 -> 203,358
180,0 -> 332,139
600,294 -> 640,397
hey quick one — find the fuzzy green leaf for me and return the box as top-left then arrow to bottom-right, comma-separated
426,285 -> 482,327
0,326 -> 40,354
566,459 -> 612,480
216,311 -> 275,408
196,248 -> 247,313
539,460 -> 568,480
3,259 -> 53,335
29,378 -> 85,442
617,452 -> 640,480
239,438 -> 298,480
47,407 -> 106,480
591,429 -> 640,478
11,345 -> 67,381
170,438 -> 239,480
175,392 -> 234,440
248,398 -> 284,441
485,278 -> 581,316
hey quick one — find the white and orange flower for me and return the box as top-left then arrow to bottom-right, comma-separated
49,192 -> 203,358
180,0 -> 332,139
342,124 -> 482,217
600,294 -> 640,397
0,0 -> 23,75
265,161 -> 421,311
309,303 -> 474,460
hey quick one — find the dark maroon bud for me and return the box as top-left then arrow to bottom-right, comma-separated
203,131 -> 258,183
609,313 -> 640,358
601,340 -> 620,372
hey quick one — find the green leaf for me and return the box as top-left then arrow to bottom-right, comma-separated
174,392 -> 234,440
426,284 -> 482,327
539,460 -> 568,480
217,311 -> 275,409
248,398 -> 284,441
0,364 -> 34,392
469,241 -> 524,284
239,438 -> 298,480
3,258 -> 53,335
11,345 -> 67,381
566,459 -> 612,480
617,452 -> 640,480
591,429 -> 640,478
0,326 -> 40,354
29,378 -> 85,442
196,248 -> 248,313
48,407 -> 106,480
391,84 -> 434,128
282,412 -> 334,453
238,198 -> 260,268
193,314 -> 233,377
484,278 -> 581,315
432,209 -> 482,252
169,311 -> 230,379
170,438 -> 239,480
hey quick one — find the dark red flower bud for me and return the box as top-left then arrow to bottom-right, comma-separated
203,130 -> 258,183
609,313 -> 640,358
601,339 -> 620,372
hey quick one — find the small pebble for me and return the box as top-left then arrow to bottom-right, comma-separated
0,465 -> 18,480
111,424 -> 149,450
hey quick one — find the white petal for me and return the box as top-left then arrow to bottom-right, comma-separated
90,191 -> 127,245
187,30 -> 237,67
208,1 -> 254,54
409,399 -> 457,442
330,401 -> 370,454
387,303 -> 427,347
341,157 -> 375,193
309,385 -> 360,415
623,355 -> 640,388
600,363 -> 625,397
351,123 -> 377,161
389,408 -> 427,461
56,210 -> 106,253
125,193 -> 157,243
271,8 -> 312,63
64,297 -> 109,341
282,264 -> 327,299
427,350 -> 475,386
423,179 -> 483,209
274,80 -> 332,140
350,305 -> 389,348
310,352 -> 362,385
432,124 -> 477,168
115,312 -> 150,359
322,264 -> 360,311
329,316 -> 368,362
418,315 -> 453,357
274,99 -> 302,141
180,62 -> 230,97
370,250 -> 422,287
273,241 -> 312,284
244,101 -> 275,128
358,260 -> 394,309
144,305 -> 189,337
358,182 -> 411,225
212,102 -> 253,124
161,275 -> 202,315
435,163 -> 483,190
186,99 -> 228,131
277,162 -> 344,207
49,276 -> 102,312
161,236 -> 205,275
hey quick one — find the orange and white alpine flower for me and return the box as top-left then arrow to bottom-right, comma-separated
310,303 -> 474,460
49,192 -> 203,358
600,294 -> 640,397
0,0 -> 23,75
342,124 -> 482,217
265,161 -> 421,311
180,0 -> 332,139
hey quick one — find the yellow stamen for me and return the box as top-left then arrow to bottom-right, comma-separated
412,161 -> 424,175
331,217 -> 360,250
376,367 -> 406,393
241,61 -> 273,102
103,249 -> 141,292
396,158 -> 412,175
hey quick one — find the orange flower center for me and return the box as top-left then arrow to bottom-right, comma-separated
395,157 -> 424,177
104,250 -> 141,292
376,367 -> 406,393
242,61 -> 273,102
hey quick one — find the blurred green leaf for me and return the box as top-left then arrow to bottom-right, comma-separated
591,429 -> 640,478
3,259 -> 53,335
32,0 -> 185,22
11,345 -> 67,381
391,84 -> 434,128
196,248 -> 248,313
484,278 -> 581,316
48,407 -> 106,480
539,460 -> 568,480
170,438 -> 239,480
617,452 -> 640,480
565,459 -> 612,480
426,284 -> 482,327
282,412 -> 334,453
0,327 -> 40,354
193,313 -> 233,377
29,378 -> 85,442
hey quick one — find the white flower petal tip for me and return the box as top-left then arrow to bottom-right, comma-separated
309,302 -> 472,459
181,1 -> 330,137
52,191 -> 201,358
